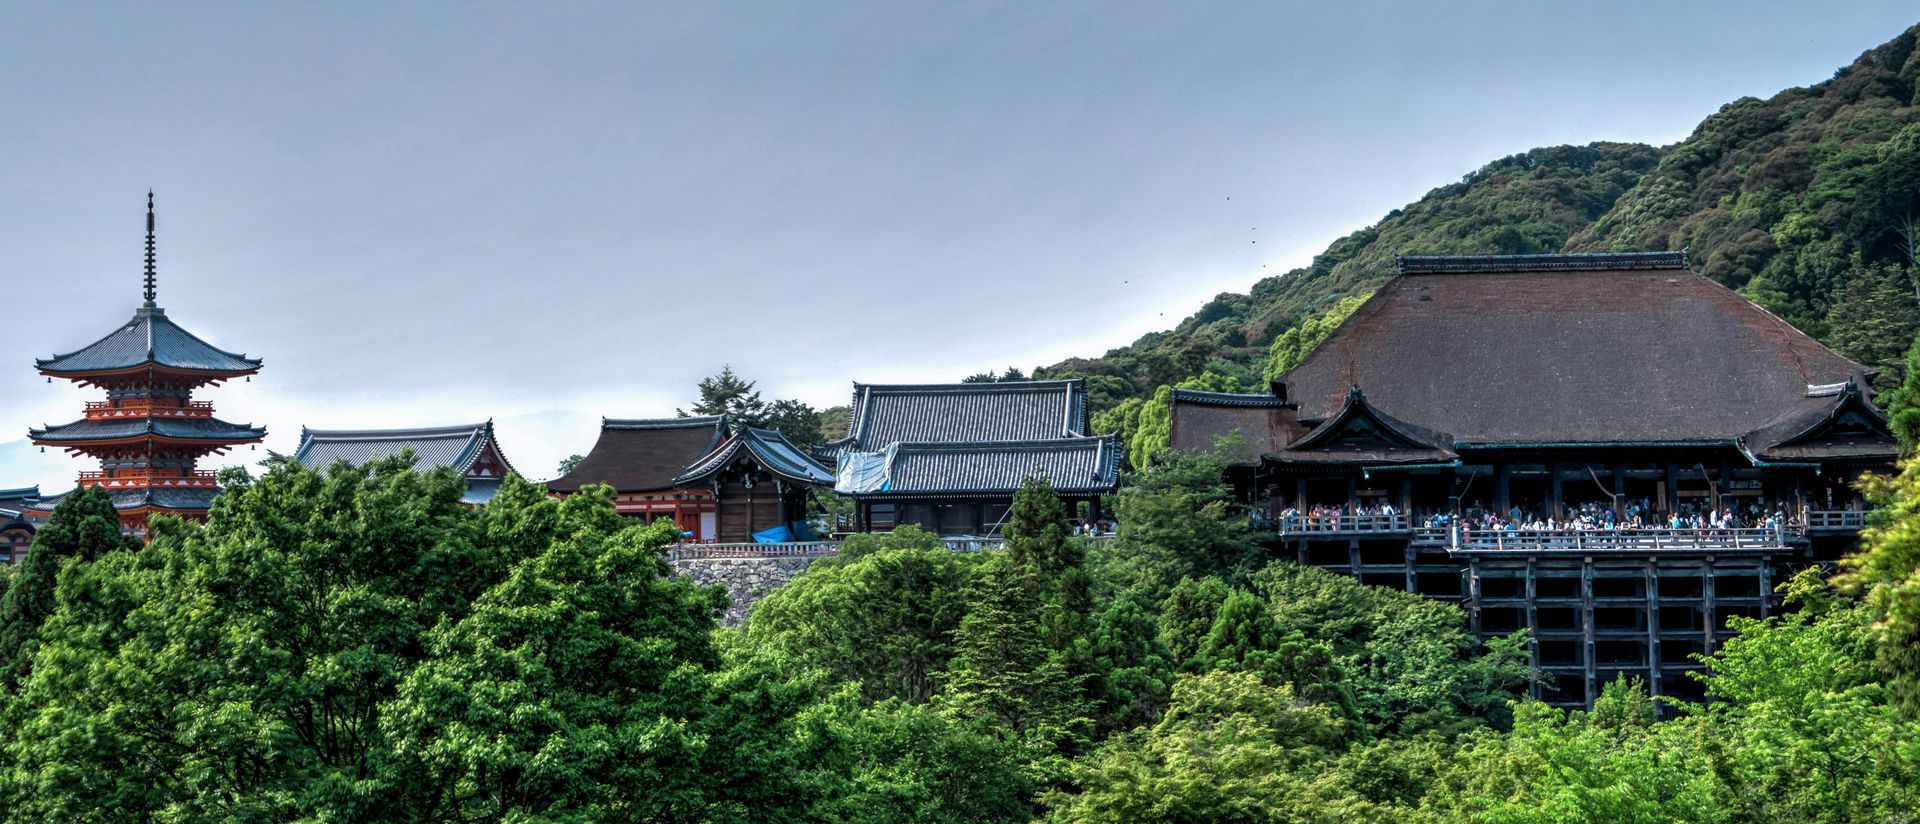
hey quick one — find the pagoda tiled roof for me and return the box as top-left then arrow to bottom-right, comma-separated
828,380 -> 1090,456
673,426 -> 834,487
840,435 -> 1122,498
37,305 -> 262,375
26,486 -> 222,515
293,422 -> 514,477
547,416 -> 727,493
31,417 -> 266,444
1281,252 -> 1875,447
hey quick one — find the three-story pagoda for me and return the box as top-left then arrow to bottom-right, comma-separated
27,195 -> 264,532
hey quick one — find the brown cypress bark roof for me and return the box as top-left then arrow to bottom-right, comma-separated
1280,254 -> 1875,446
546,417 -> 725,493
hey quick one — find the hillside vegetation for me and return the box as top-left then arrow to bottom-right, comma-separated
1039,23 -> 1920,404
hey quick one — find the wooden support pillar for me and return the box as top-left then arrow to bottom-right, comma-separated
1467,556 -> 1484,635
1495,465 -> 1511,514
1758,561 -> 1773,619
1295,477 -> 1307,509
1611,465 -> 1625,520
1399,476 -> 1412,514
1549,461 -> 1564,519
1645,558 -> 1662,699
1703,557 -> 1718,653
1404,544 -> 1417,594
1348,539 -> 1361,581
1581,558 -> 1597,709
1524,558 -> 1540,700
1346,476 -> 1358,507
1664,463 -> 1678,515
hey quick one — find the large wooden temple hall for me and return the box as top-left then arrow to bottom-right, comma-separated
1171,251 -> 1900,707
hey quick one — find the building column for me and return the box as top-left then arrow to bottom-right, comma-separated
1611,464 -> 1625,520
1495,465 -> 1511,514
1549,461 -> 1563,520
1581,558 -> 1597,709
1646,558 -> 1662,699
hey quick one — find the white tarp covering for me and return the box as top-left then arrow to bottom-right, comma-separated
836,446 -> 895,494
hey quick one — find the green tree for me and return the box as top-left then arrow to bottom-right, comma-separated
681,364 -> 767,422
1085,598 -> 1175,736
1128,385 -> 1174,471
1194,589 -> 1357,723
1044,670 -> 1348,823
945,554 -> 1086,747
0,485 -> 136,689
1264,292 -> 1373,381
1099,448 -> 1260,601
742,527 -> 976,704
385,497 -> 789,821
1847,458 -> 1920,713
1252,562 -> 1529,734
803,697 -> 1035,823
1824,261 -> 1920,385
556,453 -> 585,476
1157,576 -> 1231,670
3,456 -> 502,818
1874,331 -> 1920,450
761,397 -> 826,450
1091,396 -> 1145,471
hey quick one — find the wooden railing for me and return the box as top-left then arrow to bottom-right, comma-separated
1804,510 -> 1868,531
1454,526 -> 1787,553
77,469 -> 219,489
84,400 -> 214,420
1276,514 -> 1410,534
665,534 -> 1112,560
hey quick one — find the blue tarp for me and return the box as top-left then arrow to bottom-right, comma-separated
753,525 -> 792,544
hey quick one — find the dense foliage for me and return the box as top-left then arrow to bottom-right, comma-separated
0,442 -> 1914,820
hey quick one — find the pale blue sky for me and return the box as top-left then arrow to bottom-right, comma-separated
2,2 -> 1915,487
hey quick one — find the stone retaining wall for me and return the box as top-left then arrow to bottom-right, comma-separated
668,555 -> 822,626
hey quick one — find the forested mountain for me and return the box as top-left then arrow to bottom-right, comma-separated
1040,23 -> 1920,404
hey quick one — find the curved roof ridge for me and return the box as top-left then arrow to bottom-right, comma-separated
853,378 -> 1084,394
299,423 -> 489,440
38,305 -> 262,375
602,415 -> 726,430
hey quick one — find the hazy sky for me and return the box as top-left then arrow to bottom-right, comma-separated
2,2 -> 1916,489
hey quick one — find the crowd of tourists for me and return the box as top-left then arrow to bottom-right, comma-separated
1268,498 -> 1802,534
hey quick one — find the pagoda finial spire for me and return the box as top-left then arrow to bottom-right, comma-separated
143,191 -> 157,307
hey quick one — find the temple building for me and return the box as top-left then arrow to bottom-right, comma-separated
1169,251 -> 1900,708
548,417 -> 832,543
0,487 -> 38,564
27,195 -> 265,533
817,380 -> 1123,535
292,422 -> 519,505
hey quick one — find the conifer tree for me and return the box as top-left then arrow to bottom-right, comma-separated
681,364 -> 767,423
1825,262 -> 1920,385
945,554 -> 1086,745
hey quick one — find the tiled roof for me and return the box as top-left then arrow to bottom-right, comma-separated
1396,251 -> 1688,275
31,417 -> 266,443
26,486 -> 222,515
37,306 -> 261,375
0,486 -> 38,507
838,380 -> 1089,452
1168,388 -> 1290,408
1740,381 -> 1899,463
1272,387 -> 1457,465
293,422 -> 514,477
674,426 -> 834,487
1169,392 -> 1299,460
1282,253 -> 1873,446
840,435 -> 1122,497
547,416 -> 726,493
